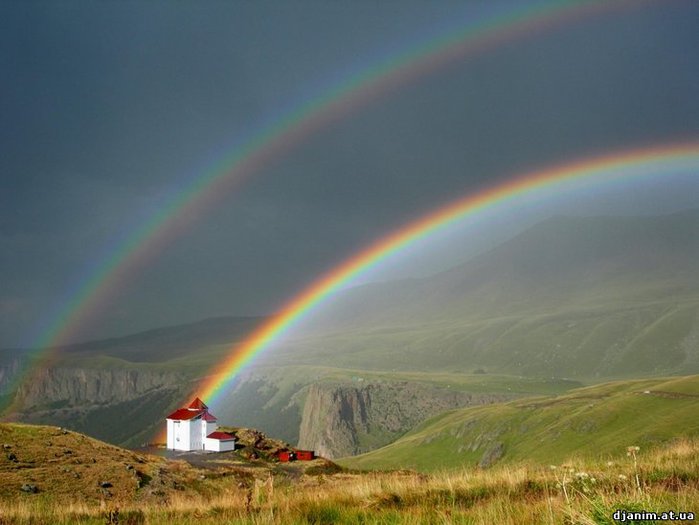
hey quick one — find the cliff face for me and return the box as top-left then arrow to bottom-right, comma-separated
298,381 -> 514,458
8,365 -> 187,447
16,366 -> 181,408
0,355 -> 24,395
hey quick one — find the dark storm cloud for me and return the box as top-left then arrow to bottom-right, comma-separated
1,1 -> 698,346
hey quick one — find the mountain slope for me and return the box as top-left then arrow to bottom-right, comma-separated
59,315 -> 263,363
340,375 -> 699,472
272,210 -> 699,378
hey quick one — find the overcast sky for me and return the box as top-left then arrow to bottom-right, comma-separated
1,1 -> 698,347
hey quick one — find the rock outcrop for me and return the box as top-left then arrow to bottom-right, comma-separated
16,366 -> 181,408
298,380 -> 514,458
8,365 -> 187,447
0,353 -> 27,396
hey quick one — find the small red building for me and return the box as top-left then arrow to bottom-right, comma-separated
278,451 -> 295,462
278,449 -> 315,462
296,450 -> 315,461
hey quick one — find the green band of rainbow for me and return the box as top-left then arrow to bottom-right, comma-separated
197,142 -> 699,407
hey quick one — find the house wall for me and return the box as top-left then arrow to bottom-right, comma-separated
219,439 -> 235,452
181,420 -> 192,451
189,418 -> 202,450
204,437 -> 235,452
202,420 -> 217,443
166,419 -> 175,449
167,419 -> 192,451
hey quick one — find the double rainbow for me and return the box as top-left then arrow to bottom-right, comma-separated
22,1 -> 624,354
8,0 -> 658,415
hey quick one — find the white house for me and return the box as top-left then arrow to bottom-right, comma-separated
165,397 -> 235,452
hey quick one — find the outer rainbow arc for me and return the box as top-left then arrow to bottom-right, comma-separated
4,0 -> 633,419
195,141 -> 699,411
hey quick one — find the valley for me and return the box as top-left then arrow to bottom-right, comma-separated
2,211 -> 698,459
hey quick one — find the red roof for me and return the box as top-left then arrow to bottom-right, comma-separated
188,397 -> 208,410
202,412 -> 218,422
207,431 -> 234,441
166,408 -> 204,421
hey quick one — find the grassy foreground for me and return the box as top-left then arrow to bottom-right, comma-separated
1,435 -> 696,524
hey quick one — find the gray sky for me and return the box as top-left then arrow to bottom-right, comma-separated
1,1 -> 698,347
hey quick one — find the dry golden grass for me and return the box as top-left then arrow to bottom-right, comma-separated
0,424 -> 697,524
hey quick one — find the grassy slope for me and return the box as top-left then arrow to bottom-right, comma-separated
270,211 -> 699,379
272,296 -> 699,379
1,427 -> 697,524
341,375 -> 699,472
0,423 -> 193,504
0,422 -> 332,506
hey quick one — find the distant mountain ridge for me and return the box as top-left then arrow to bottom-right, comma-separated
273,209 -> 699,378
58,315 -> 264,362
302,208 -> 699,328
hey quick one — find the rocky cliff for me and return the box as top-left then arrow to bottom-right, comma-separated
16,366 -> 182,408
297,380 -> 515,458
0,354 -> 25,396
8,364 -> 188,447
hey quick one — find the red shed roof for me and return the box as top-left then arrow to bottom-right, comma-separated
207,431 -> 235,441
188,397 -> 208,410
166,408 -> 204,421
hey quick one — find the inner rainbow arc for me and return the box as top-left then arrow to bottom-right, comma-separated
194,141 -> 699,411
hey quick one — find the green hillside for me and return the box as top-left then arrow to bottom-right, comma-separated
340,375 -> 699,472
60,315 -> 263,363
272,299 -> 699,378
271,210 -> 699,379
